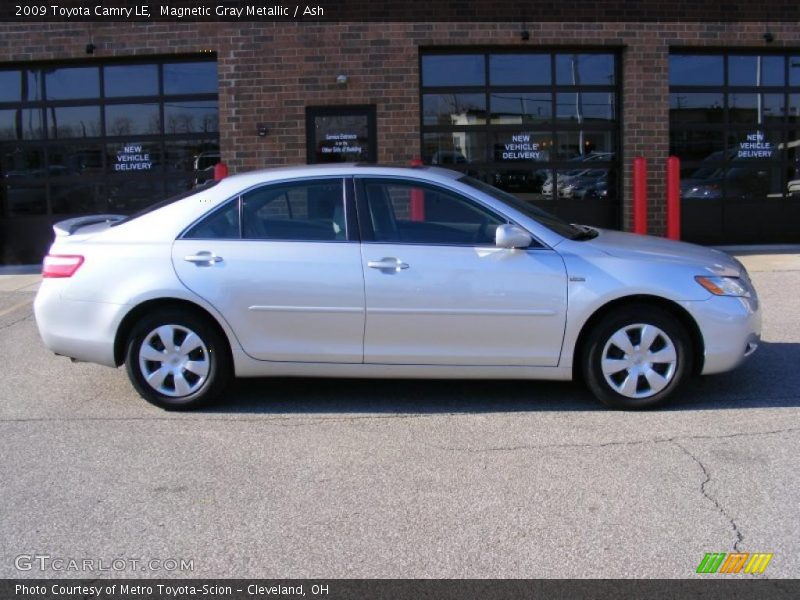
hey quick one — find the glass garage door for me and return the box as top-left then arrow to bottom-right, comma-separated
670,51 -> 800,244
0,57 -> 220,265
420,50 -> 621,229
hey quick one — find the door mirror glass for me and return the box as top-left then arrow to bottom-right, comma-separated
495,224 -> 533,249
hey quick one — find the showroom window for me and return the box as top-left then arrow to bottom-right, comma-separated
420,50 -> 620,228
669,51 -> 800,243
0,56 -> 219,261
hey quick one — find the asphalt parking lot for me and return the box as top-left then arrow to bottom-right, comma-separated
1,254 -> 799,579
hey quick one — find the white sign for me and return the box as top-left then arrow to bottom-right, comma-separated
321,133 -> 362,155
114,145 -> 152,172
738,132 -> 773,159
502,134 -> 541,160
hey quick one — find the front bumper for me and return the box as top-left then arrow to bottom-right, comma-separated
684,293 -> 761,375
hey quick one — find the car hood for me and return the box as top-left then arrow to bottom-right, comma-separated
583,228 -> 743,276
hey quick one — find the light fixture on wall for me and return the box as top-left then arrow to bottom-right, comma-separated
85,43 -> 96,55
763,32 -> 775,43
335,74 -> 348,86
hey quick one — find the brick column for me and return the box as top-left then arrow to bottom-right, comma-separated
621,32 -> 670,235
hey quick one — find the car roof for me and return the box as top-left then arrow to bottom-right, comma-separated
216,163 -> 464,190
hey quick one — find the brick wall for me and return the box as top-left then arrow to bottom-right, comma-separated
0,20 -> 796,234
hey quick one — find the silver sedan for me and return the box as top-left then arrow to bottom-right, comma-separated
34,165 -> 760,410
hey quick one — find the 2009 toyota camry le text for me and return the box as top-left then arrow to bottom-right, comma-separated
33,164 -> 760,410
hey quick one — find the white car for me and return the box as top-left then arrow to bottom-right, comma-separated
34,165 -> 760,410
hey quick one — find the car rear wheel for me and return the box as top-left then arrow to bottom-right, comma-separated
582,305 -> 692,409
125,309 -> 231,410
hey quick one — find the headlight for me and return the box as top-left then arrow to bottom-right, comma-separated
695,275 -> 751,297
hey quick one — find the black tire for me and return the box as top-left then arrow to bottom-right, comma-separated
125,308 -> 232,410
581,304 -> 693,410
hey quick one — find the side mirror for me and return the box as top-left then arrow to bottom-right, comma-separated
495,224 -> 533,249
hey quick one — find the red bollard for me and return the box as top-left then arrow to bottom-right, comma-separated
409,157 -> 425,221
633,157 -> 648,235
213,162 -> 228,181
666,156 -> 681,241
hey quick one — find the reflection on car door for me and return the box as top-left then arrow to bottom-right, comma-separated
356,177 -> 567,366
172,177 -> 366,363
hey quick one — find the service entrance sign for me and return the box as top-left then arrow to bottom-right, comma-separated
306,105 -> 377,164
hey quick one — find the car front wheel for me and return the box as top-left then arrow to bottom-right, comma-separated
125,309 -> 231,410
582,305 -> 692,409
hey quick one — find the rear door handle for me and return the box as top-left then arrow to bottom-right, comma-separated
367,257 -> 409,272
184,251 -> 223,265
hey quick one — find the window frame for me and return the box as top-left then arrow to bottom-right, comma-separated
418,49 -> 620,170
669,48 -> 800,204
0,55 -> 218,218
418,48 -> 622,230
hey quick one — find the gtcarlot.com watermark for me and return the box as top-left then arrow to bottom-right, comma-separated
15,554 -> 194,573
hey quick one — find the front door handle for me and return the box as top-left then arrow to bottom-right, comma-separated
184,251 -> 223,266
367,257 -> 409,272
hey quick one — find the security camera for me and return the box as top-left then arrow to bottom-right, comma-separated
85,43 -> 96,54
763,32 -> 775,43
520,30 -> 530,41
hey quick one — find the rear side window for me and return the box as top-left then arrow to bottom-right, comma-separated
182,178 -> 347,241
184,199 -> 239,239
241,178 -> 345,241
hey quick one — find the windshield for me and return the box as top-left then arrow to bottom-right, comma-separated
458,176 -> 583,239
111,180 -> 219,226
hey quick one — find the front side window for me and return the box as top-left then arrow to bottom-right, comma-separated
242,178 -> 346,241
460,175 -> 580,239
360,179 -> 504,245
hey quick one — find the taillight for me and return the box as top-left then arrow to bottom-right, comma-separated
42,254 -> 84,278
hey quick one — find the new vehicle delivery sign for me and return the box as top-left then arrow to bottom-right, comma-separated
738,132 -> 773,159
502,134 -> 542,160
115,145 -> 153,172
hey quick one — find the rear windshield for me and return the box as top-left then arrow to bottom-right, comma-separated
458,176 -> 582,240
111,180 -> 219,226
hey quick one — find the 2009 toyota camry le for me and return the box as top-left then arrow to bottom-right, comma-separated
34,164 -> 760,410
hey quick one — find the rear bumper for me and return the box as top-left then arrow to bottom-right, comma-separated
684,294 -> 761,375
33,281 -> 126,368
